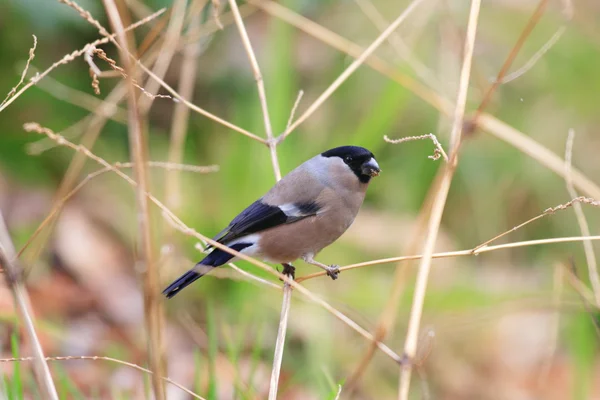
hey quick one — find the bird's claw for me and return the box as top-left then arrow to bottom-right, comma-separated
280,263 -> 296,281
326,265 -> 340,280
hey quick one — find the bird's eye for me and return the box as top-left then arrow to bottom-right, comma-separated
344,156 -> 353,163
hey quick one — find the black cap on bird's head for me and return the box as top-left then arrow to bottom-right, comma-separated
321,145 -> 381,183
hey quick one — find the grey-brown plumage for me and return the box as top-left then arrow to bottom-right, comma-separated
163,146 -> 380,298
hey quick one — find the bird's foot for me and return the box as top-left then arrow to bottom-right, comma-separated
280,263 -> 295,280
325,264 -> 340,280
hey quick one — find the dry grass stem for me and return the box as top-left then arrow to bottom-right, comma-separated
226,263 -> 282,290
353,0 -> 441,90
564,129 -> 600,306
58,0 -> 110,36
563,263 -> 600,313
32,71 -> 128,123
138,0 -> 188,113
278,0 -> 427,141
537,264 -> 563,387
229,0 -> 281,179
399,0 -> 481,398
0,8 -> 166,113
211,0 -> 224,29
101,0 -> 166,397
384,134 -> 448,161
92,47 -> 172,101
1,35 -> 37,107
181,3 -> 256,46
499,26 -> 566,84
473,0 -> 549,119
165,8 -> 204,214
473,196 -> 600,253
334,385 -> 342,400
0,356 -> 206,400
133,55 -> 266,143
0,214 -> 58,400
286,90 -> 305,130
477,114 -> 600,200
268,280 -> 292,400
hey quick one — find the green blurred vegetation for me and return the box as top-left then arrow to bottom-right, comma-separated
0,0 -> 599,399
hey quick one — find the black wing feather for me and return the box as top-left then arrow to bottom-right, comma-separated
209,199 -> 319,247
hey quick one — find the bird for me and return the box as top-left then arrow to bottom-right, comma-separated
162,145 -> 381,299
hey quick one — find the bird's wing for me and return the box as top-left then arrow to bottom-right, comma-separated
209,199 -> 321,247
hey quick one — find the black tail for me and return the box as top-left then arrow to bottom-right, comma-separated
162,270 -> 203,299
162,242 -> 252,298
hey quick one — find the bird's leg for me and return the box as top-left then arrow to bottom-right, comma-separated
301,256 -> 340,280
281,263 -> 295,280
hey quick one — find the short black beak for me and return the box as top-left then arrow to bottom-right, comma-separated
361,158 -> 381,177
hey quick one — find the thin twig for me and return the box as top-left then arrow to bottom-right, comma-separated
565,129 -> 600,306
286,90 -> 304,130
165,6 -> 204,214
138,0 -> 188,113
472,0 -> 549,121
472,196 -> 600,253
562,261 -> 600,335
31,70 -> 128,123
399,1 -> 481,398
0,356 -> 206,400
353,0 -> 441,90
1,34 -> 37,107
384,134 -> 448,162
277,0 -> 427,142
229,0 -> 280,179
100,1 -> 166,398
0,214 -> 58,400
499,26 -> 566,84
268,279 -> 292,400
537,264 -> 563,387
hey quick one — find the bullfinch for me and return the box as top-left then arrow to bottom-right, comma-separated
163,145 -> 380,298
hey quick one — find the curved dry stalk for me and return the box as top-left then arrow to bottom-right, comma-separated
399,0 -> 481,398
472,0 -> 549,120
384,134 -> 448,162
138,0 -> 188,113
0,215 -> 58,400
165,8 -> 204,214
229,0 -> 280,180
564,130 -> 600,306
499,26 -> 566,84
1,34 -> 37,107
0,356 -> 206,400
352,0 -> 441,91
268,280 -> 292,400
